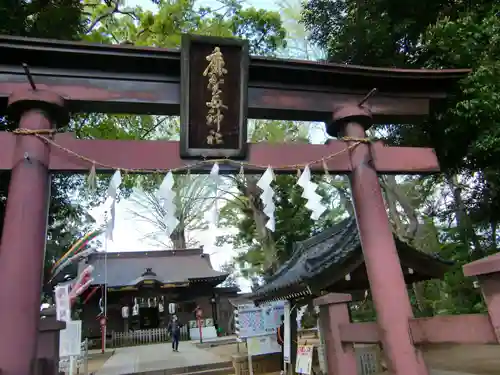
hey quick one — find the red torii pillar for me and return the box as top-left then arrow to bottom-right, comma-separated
0,89 -> 67,375
329,105 -> 428,375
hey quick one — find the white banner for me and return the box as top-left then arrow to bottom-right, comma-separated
55,284 -> 71,323
283,301 -> 291,363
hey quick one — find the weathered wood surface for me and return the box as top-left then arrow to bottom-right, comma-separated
0,35 -> 469,121
0,133 -> 440,174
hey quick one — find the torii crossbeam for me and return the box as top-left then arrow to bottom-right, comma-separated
0,34 -> 468,375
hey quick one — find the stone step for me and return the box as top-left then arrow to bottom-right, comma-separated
121,361 -> 234,375
165,361 -> 233,375
172,366 -> 234,375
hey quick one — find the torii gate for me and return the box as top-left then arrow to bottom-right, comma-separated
0,34 -> 468,375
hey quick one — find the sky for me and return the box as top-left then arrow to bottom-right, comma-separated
94,0 -> 326,292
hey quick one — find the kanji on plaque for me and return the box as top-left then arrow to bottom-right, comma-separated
203,47 -> 228,145
180,34 -> 249,159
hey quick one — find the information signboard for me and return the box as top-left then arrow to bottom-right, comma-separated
59,320 -> 82,357
238,301 -> 285,338
247,335 -> 281,356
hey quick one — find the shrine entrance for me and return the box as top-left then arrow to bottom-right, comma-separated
0,33 -> 469,375
139,308 -> 160,329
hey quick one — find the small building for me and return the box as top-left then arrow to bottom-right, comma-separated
77,248 -> 238,342
251,218 -> 452,303
248,218 -> 453,373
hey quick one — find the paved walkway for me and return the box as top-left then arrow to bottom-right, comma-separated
430,371 -> 480,375
96,341 -> 227,375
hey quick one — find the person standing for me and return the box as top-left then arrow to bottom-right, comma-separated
168,315 -> 182,352
277,315 -> 285,375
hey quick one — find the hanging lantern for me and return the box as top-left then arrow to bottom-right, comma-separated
121,306 -> 129,318
132,298 -> 139,316
168,303 -> 176,314
158,301 -> 164,313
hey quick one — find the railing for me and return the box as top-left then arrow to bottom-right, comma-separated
59,339 -> 89,375
111,326 -> 189,348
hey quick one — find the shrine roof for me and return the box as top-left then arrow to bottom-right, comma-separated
251,218 -> 453,303
79,248 -> 228,287
0,34 -> 469,100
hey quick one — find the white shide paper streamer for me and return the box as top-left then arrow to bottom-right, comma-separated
257,167 -> 276,232
297,165 -> 327,220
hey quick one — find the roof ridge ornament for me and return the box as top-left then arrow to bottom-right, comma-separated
22,63 -> 37,91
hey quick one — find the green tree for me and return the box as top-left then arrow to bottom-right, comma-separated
80,0 -> 288,254
216,120 -> 347,279
0,0 -> 84,39
84,0 -> 286,55
276,0 -> 325,60
301,0 -> 500,314
127,174 -> 221,248
0,0 -> 97,287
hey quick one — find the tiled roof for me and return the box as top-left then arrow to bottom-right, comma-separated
79,248 -> 227,287
251,218 -> 452,302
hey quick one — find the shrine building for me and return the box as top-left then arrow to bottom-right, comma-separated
251,218 -> 452,303
77,248 -> 238,342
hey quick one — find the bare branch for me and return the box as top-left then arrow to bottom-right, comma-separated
86,1 -> 138,34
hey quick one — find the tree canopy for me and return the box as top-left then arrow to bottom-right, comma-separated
0,0 -> 288,286
300,0 -> 500,315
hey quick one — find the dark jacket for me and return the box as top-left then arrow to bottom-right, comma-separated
168,320 -> 182,336
277,322 -> 285,346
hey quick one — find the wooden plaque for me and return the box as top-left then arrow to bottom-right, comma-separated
180,34 -> 249,159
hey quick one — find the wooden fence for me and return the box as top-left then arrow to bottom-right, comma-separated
111,326 -> 189,348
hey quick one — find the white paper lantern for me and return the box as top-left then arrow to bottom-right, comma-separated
168,303 -> 176,314
121,306 -> 129,318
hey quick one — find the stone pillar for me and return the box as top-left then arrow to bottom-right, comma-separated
328,106 -> 428,375
463,253 -> 500,342
313,293 -> 357,375
0,89 -> 67,375
479,274 -> 500,342
37,308 -> 66,375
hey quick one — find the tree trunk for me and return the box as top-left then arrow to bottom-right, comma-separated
234,175 -> 277,271
170,227 -> 187,249
381,175 -> 419,239
382,177 -> 404,236
336,176 -> 355,216
380,176 -> 428,313
448,175 -> 483,256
